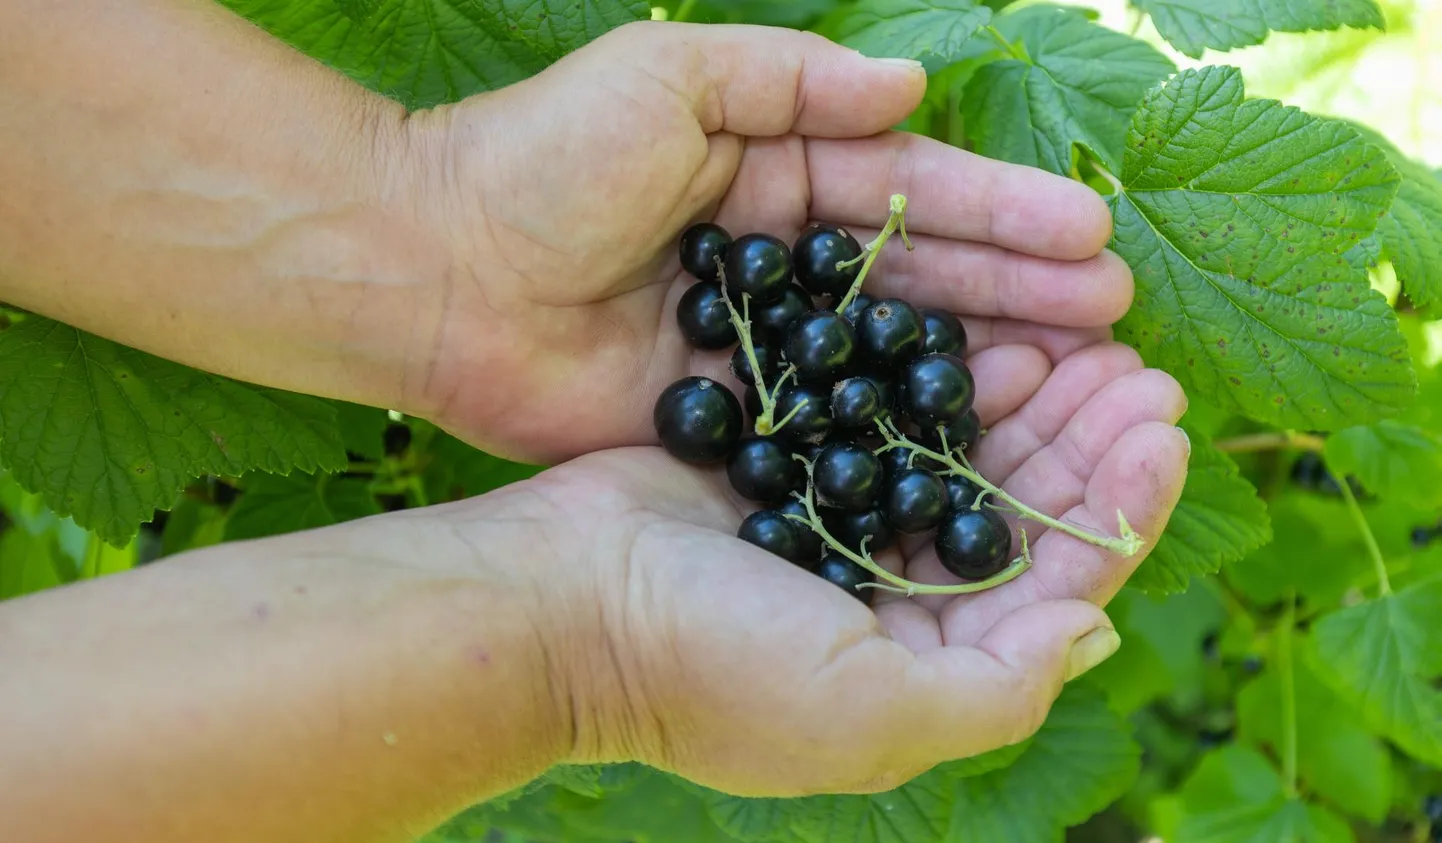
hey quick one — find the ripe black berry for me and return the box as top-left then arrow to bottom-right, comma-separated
680,222 -> 732,282
654,376 -> 743,464
814,441 -> 883,512
382,422 -> 412,456
738,510 -> 804,565
919,409 -> 981,454
878,447 -> 943,482
900,353 -> 975,428
727,437 -> 801,503
816,553 -> 876,604
935,507 -> 1012,580
793,223 -> 863,297
676,281 -> 739,350
776,498 -> 823,566
730,344 -> 779,388
773,384 -> 833,443
753,284 -> 813,342
943,474 -> 984,511
856,298 -> 924,370
883,468 -> 948,534
825,508 -> 896,553
724,233 -> 793,304
1411,525 -> 1436,550
921,308 -> 967,358
841,293 -> 874,326
784,310 -> 856,384
831,377 -> 882,429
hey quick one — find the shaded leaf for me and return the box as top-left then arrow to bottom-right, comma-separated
832,0 -> 991,65
224,472 -> 380,541
1325,420 -> 1442,505
1132,0 -> 1384,59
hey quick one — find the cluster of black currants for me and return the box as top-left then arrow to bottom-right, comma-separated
652,211 -> 1018,604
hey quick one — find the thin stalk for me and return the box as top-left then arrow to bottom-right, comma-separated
834,194 -> 912,315
715,259 -> 802,436
672,0 -> 698,22
1278,589 -> 1299,798
1336,473 -> 1392,596
985,25 -> 1028,61
1214,431 -> 1326,454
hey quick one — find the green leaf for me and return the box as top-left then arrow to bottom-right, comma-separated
554,774 -> 745,843
224,472 -> 380,541
1324,420 -> 1442,505
1130,426 -> 1271,594
0,317 -> 347,546
331,0 -> 380,22
1108,66 -> 1412,430
1089,586 -> 1226,713
544,765 -> 608,798
330,401 -> 393,462
1342,124 -> 1442,307
221,0 -> 652,108
1173,746 -> 1354,843
832,0 -> 992,65
421,429 -> 542,503
0,471 -> 90,569
0,527 -> 64,600
1131,0 -> 1385,59
1307,575 -> 1442,767
960,5 -> 1173,174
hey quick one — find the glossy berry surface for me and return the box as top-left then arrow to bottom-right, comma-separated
921,308 -> 967,358
883,468 -> 948,534
727,437 -> 801,503
676,281 -> 738,350
943,474 -> 984,511
900,353 -> 975,428
724,233 -> 793,305
856,298 -> 924,370
936,507 -> 1012,580
793,223 -> 863,297
813,441 -> 883,512
784,310 -> 856,384
878,447 -> 942,482
653,376 -> 743,464
730,343 -> 778,388
774,383 -> 833,443
841,292 -> 874,325
816,553 -> 876,604
825,508 -> 896,553
776,498 -> 823,566
737,510 -> 803,565
753,284 -> 813,342
920,408 -> 981,454
679,222 -> 732,282
830,377 -> 882,429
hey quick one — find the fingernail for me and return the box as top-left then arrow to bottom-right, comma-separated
1066,627 -> 1121,681
872,57 -> 925,71
1176,426 -> 1192,458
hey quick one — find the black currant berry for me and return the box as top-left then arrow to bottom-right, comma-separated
1411,526 -> 1436,550
919,409 -> 981,454
825,508 -> 896,553
1424,794 -> 1442,825
921,308 -> 967,358
857,298 -> 924,370
653,376 -> 743,464
943,473 -> 984,511
679,222 -> 732,282
784,310 -> 856,384
813,441 -> 883,512
753,284 -> 814,342
738,510 -> 803,565
900,353 -> 975,428
816,553 -> 876,604
878,447 -> 942,482
776,498 -> 823,567
841,293 -> 874,326
382,422 -> 412,456
730,344 -> 779,388
831,377 -> 882,429
935,507 -> 1012,580
883,468 -> 948,534
727,437 -> 801,503
793,223 -> 863,297
676,281 -> 739,350
774,384 -> 833,443
724,233 -> 792,305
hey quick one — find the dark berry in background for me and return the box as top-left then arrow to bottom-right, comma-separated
841,292 -> 874,326
382,422 -> 412,457
816,553 -> 876,604
883,468 -> 948,534
679,222 -> 732,282
725,233 -> 793,304
936,507 -> 1012,580
738,510 -> 804,566
831,377 -> 883,429
900,353 -> 975,428
944,474 -> 984,511
921,308 -> 967,358
825,507 -> 896,554
730,343 -> 778,388
653,376 -> 743,464
676,281 -> 739,350
774,384 -> 833,443
784,310 -> 856,384
856,298 -> 924,370
752,284 -> 813,342
920,409 -> 981,454
814,441 -> 883,512
776,498 -> 823,566
793,223 -> 862,297
727,437 -> 801,503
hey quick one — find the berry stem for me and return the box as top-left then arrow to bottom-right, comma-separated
1334,465 -> 1392,596
715,259 -> 805,436
1213,431 -> 1326,454
875,419 -> 1145,556
834,194 -> 913,315
785,456 -> 1031,596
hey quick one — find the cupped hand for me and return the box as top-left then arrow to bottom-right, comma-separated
511,351 -> 1187,796
398,21 -> 1131,464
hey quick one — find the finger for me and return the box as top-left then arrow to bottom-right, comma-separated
598,22 -> 926,138
837,227 -> 1134,328
962,319 -> 1113,365
806,133 -> 1113,259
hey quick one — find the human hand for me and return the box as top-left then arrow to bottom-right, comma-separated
519,357 -> 1186,795
394,21 -> 1132,464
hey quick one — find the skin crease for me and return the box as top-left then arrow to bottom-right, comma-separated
0,3 -> 1192,842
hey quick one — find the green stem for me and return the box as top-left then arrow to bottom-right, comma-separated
834,194 -> 912,315
985,25 -> 1028,61
672,0 -> 697,22
1214,431 -> 1326,454
715,259 -> 801,436
876,419 -> 1144,556
1335,472 -> 1391,596
1278,588 -> 1299,798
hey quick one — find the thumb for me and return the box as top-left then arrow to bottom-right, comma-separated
588,21 -> 928,138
